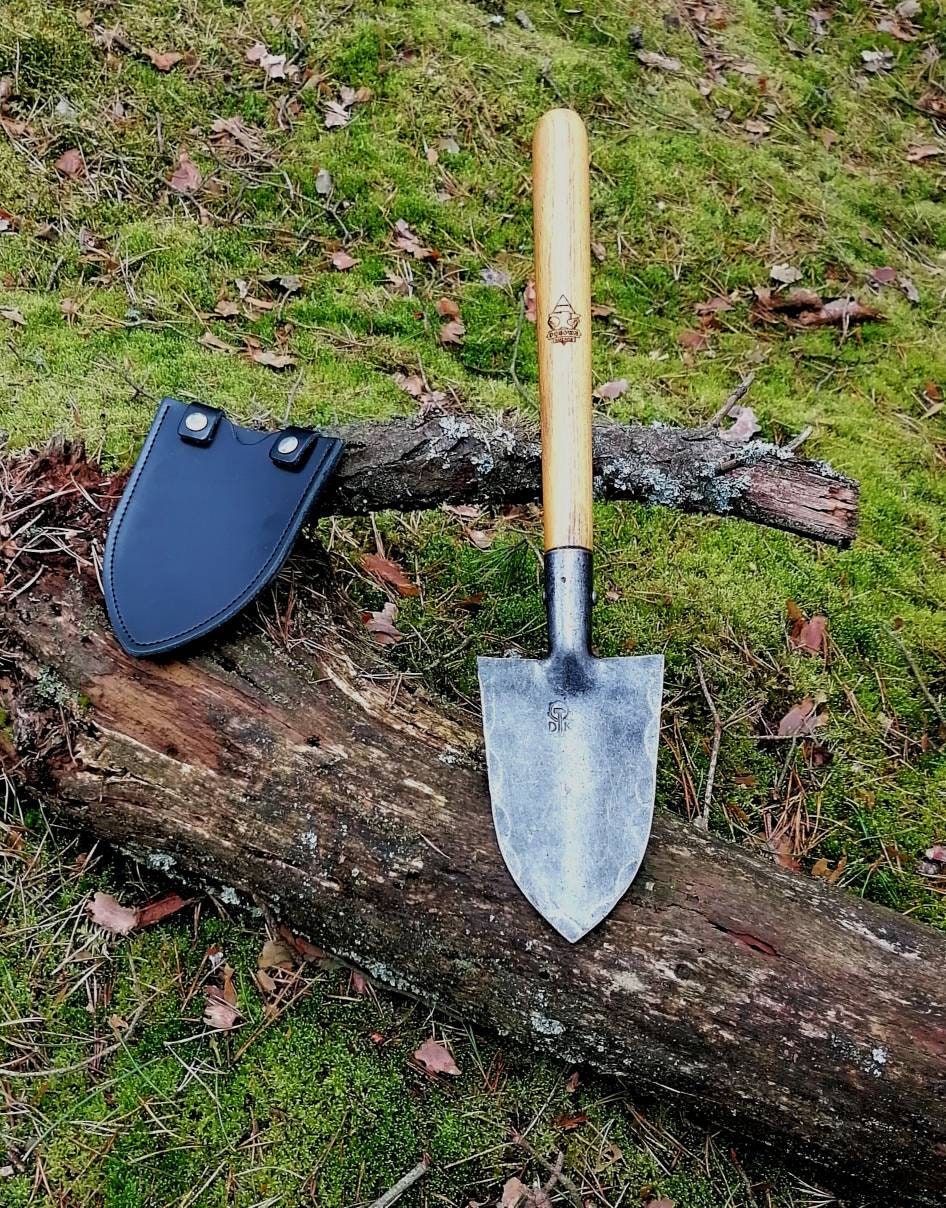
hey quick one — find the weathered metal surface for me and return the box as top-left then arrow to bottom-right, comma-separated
478,548 -> 663,941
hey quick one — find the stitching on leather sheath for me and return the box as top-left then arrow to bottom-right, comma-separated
106,403 -> 333,650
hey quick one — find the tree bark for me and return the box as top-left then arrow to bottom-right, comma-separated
4,446 -> 943,1207
322,414 -> 857,545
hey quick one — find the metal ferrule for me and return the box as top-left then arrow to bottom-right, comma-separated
544,546 -> 593,659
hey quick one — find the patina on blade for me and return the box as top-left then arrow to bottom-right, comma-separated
478,549 -> 663,942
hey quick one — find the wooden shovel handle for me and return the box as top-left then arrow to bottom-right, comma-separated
532,108 -> 593,552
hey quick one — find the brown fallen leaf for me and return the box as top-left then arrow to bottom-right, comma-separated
436,297 -> 460,319
870,266 -> 897,286
168,148 -> 202,194
439,318 -> 465,346
789,611 -> 828,656
392,218 -> 438,261
0,206 -> 21,233
86,891 -> 138,935
811,855 -> 846,884
743,118 -> 771,137
214,298 -> 240,318
258,937 -> 295,969
135,891 -> 192,928
324,85 -> 371,130
362,553 -> 419,597
906,144 -> 942,163
678,327 -> 710,352
350,970 -> 369,995
413,1037 -> 460,1076
210,116 -> 270,161
203,965 -> 241,1030
719,404 -> 759,442
54,147 -> 85,179
0,307 -> 25,326
330,249 -> 358,271
594,378 -> 628,401
245,41 -> 300,83
145,49 -> 184,71
363,600 -> 404,645
250,348 -> 296,370
695,294 -> 733,317
553,1111 -> 588,1130
777,696 -> 828,737
638,50 -> 682,72
199,330 -> 238,353
523,280 -> 536,322
797,297 -> 882,327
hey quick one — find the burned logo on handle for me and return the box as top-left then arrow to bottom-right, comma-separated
546,295 -> 581,344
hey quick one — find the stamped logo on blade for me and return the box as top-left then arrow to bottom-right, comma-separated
546,295 -> 581,344
547,700 -> 569,734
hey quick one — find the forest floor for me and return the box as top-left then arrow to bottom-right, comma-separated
0,0 -> 944,1204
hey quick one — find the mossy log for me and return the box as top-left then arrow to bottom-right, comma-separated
2,437 -> 942,1206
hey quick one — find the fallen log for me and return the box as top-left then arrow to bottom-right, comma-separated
3,443 -> 943,1207
324,413 -> 858,545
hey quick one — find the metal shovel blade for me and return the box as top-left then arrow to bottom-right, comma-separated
478,550 -> 663,943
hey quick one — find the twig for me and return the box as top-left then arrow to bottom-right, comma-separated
709,371 -> 756,426
890,628 -> 946,727
694,657 -> 722,832
510,1130 -> 582,1208
509,292 -> 531,404
784,424 -> 813,453
366,1158 -> 429,1208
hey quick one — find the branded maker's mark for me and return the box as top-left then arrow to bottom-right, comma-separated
546,295 -> 581,344
547,700 -> 569,734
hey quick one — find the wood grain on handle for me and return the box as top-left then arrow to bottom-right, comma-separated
533,108 -> 593,552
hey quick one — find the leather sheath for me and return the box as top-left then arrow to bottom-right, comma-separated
103,398 -> 343,657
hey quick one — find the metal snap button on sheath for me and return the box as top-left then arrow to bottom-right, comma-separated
185,411 -> 208,432
277,435 -> 299,455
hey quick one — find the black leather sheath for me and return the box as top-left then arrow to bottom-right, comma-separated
103,398 -> 343,657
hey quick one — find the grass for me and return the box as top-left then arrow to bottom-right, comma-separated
0,0 -> 944,1203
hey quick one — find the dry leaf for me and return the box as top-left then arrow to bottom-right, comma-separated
719,404 -> 760,442
86,891 -> 137,935
898,275 -> 919,304
330,249 -> 358,271
392,218 -> 438,261
199,330 -> 238,353
203,966 -> 241,1030
695,294 -> 733,316
362,553 -> 419,597
168,148 -> 202,194
797,297 -> 882,327
145,49 -> 184,71
413,1037 -> 460,1075
870,266 -> 897,285
258,937 -> 295,969
54,147 -> 85,179
436,297 -> 460,319
593,378 -> 628,400
135,892 -> 191,928
743,118 -> 771,136
251,348 -> 296,370
777,696 -> 828,737
789,611 -> 828,656
392,372 -> 425,397
210,116 -> 270,161
553,1111 -> 588,1130
523,280 -> 536,322
481,266 -> 511,288
638,50 -> 682,72
214,298 -> 240,318
439,318 -> 465,346
0,307 -> 25,326
350,970 -> 369,995
770,263 -> 802,285
363,600 -> 404,645
678,328 -> 709,352
906,144 -> 942,163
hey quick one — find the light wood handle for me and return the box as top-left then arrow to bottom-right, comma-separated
533,108 -> 593,552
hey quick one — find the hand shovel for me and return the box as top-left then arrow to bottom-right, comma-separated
478,109 -> 664,942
